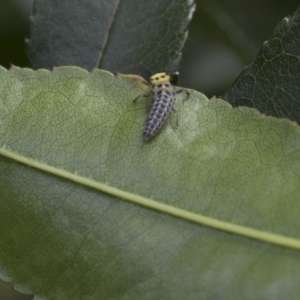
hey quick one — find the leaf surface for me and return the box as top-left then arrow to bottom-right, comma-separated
27,0 -> 195,78
222,6 -> 300,123
1,67 -> 300,299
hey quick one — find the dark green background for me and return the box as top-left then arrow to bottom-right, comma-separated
0,0 -> 299,299
1,0 -> 299,98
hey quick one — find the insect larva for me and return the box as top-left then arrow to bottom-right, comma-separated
133,72 -> 189,141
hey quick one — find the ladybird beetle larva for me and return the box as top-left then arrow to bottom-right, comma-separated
133,72 -> 190,141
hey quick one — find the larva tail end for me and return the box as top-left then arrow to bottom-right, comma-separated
143,132 -> 153,141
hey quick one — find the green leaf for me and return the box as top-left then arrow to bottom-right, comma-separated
27,0 -> 119,70
1,66 -> 300,299
27,0 -> 195,77
222,6 -> 300,123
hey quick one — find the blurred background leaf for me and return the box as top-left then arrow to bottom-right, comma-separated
222,6 -> 300,123
180,0 -> 300,96
1,0 -> 299,97
26,0 -> 195,79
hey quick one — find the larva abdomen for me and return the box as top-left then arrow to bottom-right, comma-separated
143,86 -> 175,141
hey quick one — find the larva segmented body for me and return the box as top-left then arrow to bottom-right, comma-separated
133,72 -> 189,141
143,79 -> 176,141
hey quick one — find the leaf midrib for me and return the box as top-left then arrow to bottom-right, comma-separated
1,146 -> 300,251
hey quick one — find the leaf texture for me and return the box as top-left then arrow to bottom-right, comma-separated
222,6 -> 300,123
0,67 -> 300,299
27,0 -> 195,78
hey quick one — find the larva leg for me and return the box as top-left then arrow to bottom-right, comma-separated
133,93 -> 151,103
176,89 -> 191,105
171,107 -> 179,128
176,89 -> 190,97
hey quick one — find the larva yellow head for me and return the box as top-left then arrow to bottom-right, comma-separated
150,72 -> 170,84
